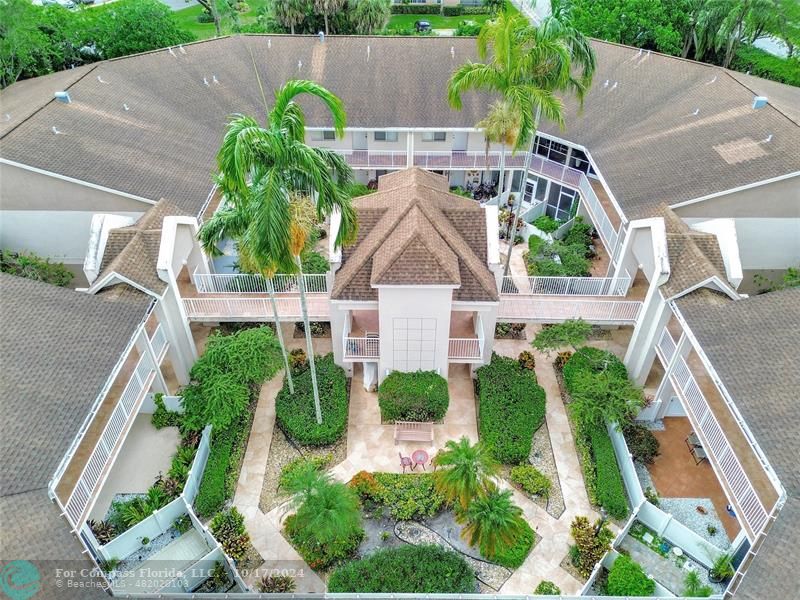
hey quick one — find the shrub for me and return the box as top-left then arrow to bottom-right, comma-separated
88,520 -> 116,545
372,472 -> 445,520
378,370 -> 449,422
275,354 -> 348,446
607,555 -> 655,596
732,45 -> 800,87
345,182 -> 375,197
348,470 -> 381,500
0,249 -> 74,286
328,544 -> 476,593
210,507 -> 250,562
587,422 -> 629,519
510,465 -> 551,498
622,422 -> 660,464
151,393 -> 182,429
259,574 -> 296,593
442,5 -> 463,15
195,408 -> 251,517
278,454 -> 332,490
173,515 -> 192,534
534,580 -> 561,595
108,487 -> 170,531
570,515 -> 613,578
532,215 -> 561,233
301,249 -> 329,274
476,353 -> 546,463
289,348 -> 308,372
563,347 -> 627,383
562,217 -> 594,247
531,319 -> 592,353
518,350 -> 536,370
454,19 -> 483,36
491,518 -> 535,568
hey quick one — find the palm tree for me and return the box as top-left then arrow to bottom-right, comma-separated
449,9 -> 595,277
434,437 -> 499,510
458,488 -> 527,558
477,100 -> 521,208
314,0 -> 346,35
273,0 -> 311,34
350,0 -> 391,35
202,79 -> 357,424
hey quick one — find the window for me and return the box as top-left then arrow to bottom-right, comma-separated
374,131 -> 399,142
421,131 -> 447,142
545,183 -> 578,222
534,136 -> 568,164
310,130 -> 336,141
569,148 -> 592,174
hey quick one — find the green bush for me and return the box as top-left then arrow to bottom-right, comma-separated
510,465 -> 551,498
301,250 -> 329,274
442,5 -> 462,15
371,472 -> 445,520
563,347 -> 627,383
588,423 -> 629,519
389,4 -> 440,14
285,513 -> 363,570
278,454 -> 332,490
210,507 -> 250,562
328,544 -> 476,593
476,353 -> 546,464
607,554 -> 655,596
534,580 -> 561,595
454,19 -> 483,36
732,45 -> 800,87
194,408 -> 251,517
275,354 -> 348,446
532,215 -> 561,233
151,393 -> 182,429
562,216 -> 593,247
378,370 -> 449,422
345,182 -> 376,197
490,518 -> 535,568
623,422 -> 660,464
570,515 -> 613,578
0,249 -> 74,286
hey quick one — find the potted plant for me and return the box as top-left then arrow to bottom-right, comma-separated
709,553 -> 734,583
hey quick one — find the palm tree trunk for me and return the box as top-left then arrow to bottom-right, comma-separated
295,255 -> 323,424
496,142 -> 507,207
267,278 -> 294,394
503,108 -> 540,277
324,12 -> 330,35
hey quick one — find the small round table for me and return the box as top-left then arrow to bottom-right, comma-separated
411,449 -> 429,471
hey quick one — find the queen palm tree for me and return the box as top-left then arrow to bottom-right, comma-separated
477,100 -> 521,209
458,488 -> 527,558
200,79 -> 357,424
434,437 -> 499,510
448,9 -> 596,277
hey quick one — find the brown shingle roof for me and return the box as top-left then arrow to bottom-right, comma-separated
332,169 -> 497,302
92,199 -> 184,294
675,288 -> 800,599
1,36 -> 797,219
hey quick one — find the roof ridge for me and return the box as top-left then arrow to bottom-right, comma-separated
722,69 -> 800,127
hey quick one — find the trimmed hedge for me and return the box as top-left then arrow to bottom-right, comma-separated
587,423 -> 629,519
491,519 -> 536,569
275,353 -> 348,446
328,544 -> 476,593
607,554 -> 655,596
390,4 -> 440,14
476,353 -> 546,464
510,465 -> 551,498
378,370 -> 449,422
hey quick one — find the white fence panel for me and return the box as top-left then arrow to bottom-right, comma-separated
343,336 -> 380,359
99,497 -> 186,562
607,423 -> 645,508
183,426 -> 212,505
194,273 -> 329,295
637,501 -> 724,568
500,275 -> 631,296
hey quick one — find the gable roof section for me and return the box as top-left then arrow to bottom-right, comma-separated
1,36 -> 798,220
90,199 -> 184,295
675,288 -> 800,600
332,169 -> 497,302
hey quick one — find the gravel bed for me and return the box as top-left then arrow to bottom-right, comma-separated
109,527 -> 182,577
258,426 -> 346,513
558,551 -> 588,584
358,507 -> 405,556
530,421 -> 565,518
394,521 -> 511,591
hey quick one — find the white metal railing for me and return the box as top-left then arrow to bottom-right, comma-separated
64,351 -> 156,525
656,328 -> 677,365
337,150 -> 408,169
578,175 -> 619,252
182,296 -> 330,321
448,338 -> 482,360
343,336 -> 380,359
498,297 -> 642,324
193,272 -> 329,294
149,323 -> 168,362
500,275 -> 631,296
413,150 -> 529,170
669,355 -> 769,538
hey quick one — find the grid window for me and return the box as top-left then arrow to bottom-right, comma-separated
392,317 -> 436,372
322,130 -> 336,141
545,183 -> 578,221
422,131 -> 447,142
374,131 -> 399,142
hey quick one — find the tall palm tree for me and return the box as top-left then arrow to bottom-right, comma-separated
477,100 -> 521,208
696,0 -> 776,67
449,9 -> 596,277
458,488 -> 527,558
434,437 -> 499,510
314,0 -> 346,35
201,79 -> 357,424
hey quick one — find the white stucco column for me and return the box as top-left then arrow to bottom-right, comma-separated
624,283 -> 672,385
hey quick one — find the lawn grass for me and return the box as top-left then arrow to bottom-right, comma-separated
387,13 -> 492,30
173,1 -> 266,40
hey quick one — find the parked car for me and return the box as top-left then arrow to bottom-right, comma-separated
42,0 -> 77,8
414,20 -> 431,33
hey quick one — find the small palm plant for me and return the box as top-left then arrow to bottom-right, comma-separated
458,488 -> 527,559
434,436 -> 499,510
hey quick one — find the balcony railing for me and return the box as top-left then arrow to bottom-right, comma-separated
343,336 -> 380,359
500,275 -> 631,296
338,150 -> 408,169
193,272 -> 329,294
669,355 -> 769,538
448,337 -> 483,361
149,323 -> 168,362
413,150 -> 529,170
578,175 -> 619,253
655,328 -> 677,365
64,351 -> 156,526
182,296 -> 330,321
498,297 -> 642,324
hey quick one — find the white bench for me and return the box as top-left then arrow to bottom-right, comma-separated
394,421 -> 434,445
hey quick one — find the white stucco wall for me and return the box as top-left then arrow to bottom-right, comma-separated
377,286 -> 454,381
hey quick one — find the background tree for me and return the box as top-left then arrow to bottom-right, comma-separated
569,369 -> 645,427
273,0 -> 311,34
314,0 -> 346,35
458,488 -> 527,558
477,100 -> 521,208
531,319 -> 592,353
350,0 -> 391,35
434,437 -> 499,510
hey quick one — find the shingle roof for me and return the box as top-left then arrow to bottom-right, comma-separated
332,169 -> 497,302
0,274 -> 151,495
1,36 -> 797,219
91,199 -> 183,294
675,287 -> 800,599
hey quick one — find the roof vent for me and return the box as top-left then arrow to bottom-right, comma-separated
366,45 -> 371,61
54,91 -> 71,104
319,31 -> 325,42
178,44 -> 186,55
268,38 -> 271,49
450,46 -> 455,59
752,96 -> 768,109
97,75 -> 108,84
